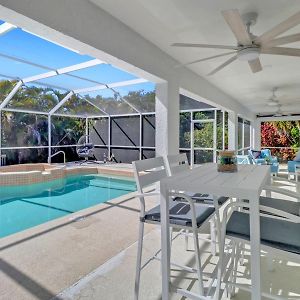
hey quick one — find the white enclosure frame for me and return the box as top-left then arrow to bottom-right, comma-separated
0,50 -> 230,165
180,108 -> 227,166
237,117 -> 252,154
0,53 -> 153,162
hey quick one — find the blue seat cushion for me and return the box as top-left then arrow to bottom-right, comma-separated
176,193 -> 229,205
293,150 -> 300,162
226,211 -> 300,255
144,202 -> 215,227
260,196 -> 300,216
270,164 -> 279,174
288,161 -> 300,173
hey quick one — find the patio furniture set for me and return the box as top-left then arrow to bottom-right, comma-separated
239,148 -> 300,180
132,153 -> 300,300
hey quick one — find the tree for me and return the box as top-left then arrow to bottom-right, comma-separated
261,121 -> 300,161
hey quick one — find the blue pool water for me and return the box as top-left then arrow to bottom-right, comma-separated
0,174 -> 136,238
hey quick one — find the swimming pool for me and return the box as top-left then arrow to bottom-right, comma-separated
0,174 -> 136,238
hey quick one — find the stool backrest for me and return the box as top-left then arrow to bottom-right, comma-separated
165,153 -> 190,176
132,157 -> 168,193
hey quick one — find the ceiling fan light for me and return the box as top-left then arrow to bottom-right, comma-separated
237,48 -> 260,61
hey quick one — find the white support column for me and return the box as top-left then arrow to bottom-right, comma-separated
48,114 -> 51,163
139,113 -> 142,160
253,118 -> 261,150
213,110 -> 217,162
155,80 -> 179,157
222,110 -> 225,150
0,109 -> 2,156
156,79 -> 179,300
190,112 -> 194,167
242,119 -> 245,154
228,111 -> 238,151
108,116 -> 111,158
85,118 -> 89,143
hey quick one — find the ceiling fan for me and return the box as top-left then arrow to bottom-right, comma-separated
273,105 -> 287,117
266,87 -> 280,106
257,103 -> 292,118
172,9 -> 300,75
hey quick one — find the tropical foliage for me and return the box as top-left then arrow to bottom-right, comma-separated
0,79 -> 155,164
261,121 -> 300,161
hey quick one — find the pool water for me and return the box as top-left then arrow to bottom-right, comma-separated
0,174 -> 136,238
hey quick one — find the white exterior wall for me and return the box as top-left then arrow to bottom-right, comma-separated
155,80 -> 180,156
253,119 -> 261,150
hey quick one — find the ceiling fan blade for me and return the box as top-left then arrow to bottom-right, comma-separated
263,33 -> 300,48
171,43 -> 237,50
261,47 -> 300,57
176,51 -> 236,67
207,55 -> 237,76
222,9 -> 252,45
248,58 -> 262,73
255,11 -> 300,44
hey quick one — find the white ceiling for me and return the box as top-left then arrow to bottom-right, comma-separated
89,0 -> 300,115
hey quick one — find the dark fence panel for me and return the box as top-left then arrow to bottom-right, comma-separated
142,149 -> 155,160
51,146 -> 80,163
179,149 -> 191,164
90,118 -> 109,146
111,116 -> 140,146
2,148 -> 48,165
111,147 -> 139,163
143,114 -> 155,147
90,114 -> 156,163
93,146 -> 109,161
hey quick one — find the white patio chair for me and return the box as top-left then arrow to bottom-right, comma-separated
165,153 -> 229,254
133,156 -> 216,300
238,186 -> 300,268
236,154 -> 251,165
215,190 -> 300,300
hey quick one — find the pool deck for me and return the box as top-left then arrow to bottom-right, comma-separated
0,163 -> 149,300
1,164 -> 300,300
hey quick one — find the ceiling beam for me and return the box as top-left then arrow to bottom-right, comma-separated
78,95 -> 109,116
74,78 -> 148,114
73,78 -> 147,94
22,59 -> 105,83
0,52 -> 106,86
0,22 -> 16,36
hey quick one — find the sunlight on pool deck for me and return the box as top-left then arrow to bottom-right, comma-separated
1,164 -> 300,300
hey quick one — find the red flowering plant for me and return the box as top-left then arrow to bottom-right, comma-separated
261,121 -> 300,162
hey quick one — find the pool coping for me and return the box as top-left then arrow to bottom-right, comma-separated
0,163 -> 134,186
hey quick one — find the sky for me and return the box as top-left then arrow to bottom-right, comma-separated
0,21 -> 155,96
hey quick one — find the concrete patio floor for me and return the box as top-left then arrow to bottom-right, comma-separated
56,171 -> 300,300
1,165 -> 300,300
56,227 -> 300,300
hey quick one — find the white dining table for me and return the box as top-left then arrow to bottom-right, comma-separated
159,163 -> 270,300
